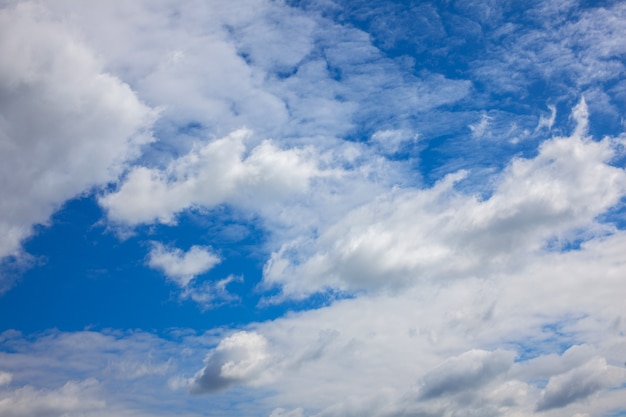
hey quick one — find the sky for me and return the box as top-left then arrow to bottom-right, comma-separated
1,0 -> 626,416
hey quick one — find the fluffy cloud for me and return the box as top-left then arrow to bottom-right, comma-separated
536,357 -> 623,411
0,3 -> 154,272
100,129 -> 321,225
262,100 -> 626,298
183,226 -> 626,415
2,1 -> 626,417
189,331 -> 270,394
148,243 -> 221,287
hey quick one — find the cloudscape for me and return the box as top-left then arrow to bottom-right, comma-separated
1,1 -> 625,416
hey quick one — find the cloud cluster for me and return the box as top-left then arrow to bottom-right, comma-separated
147,243 -> 243,309
2,1 -> 626,417
263,100 -> 626,298
100,128 -> 321,225
0,2 -> 154,279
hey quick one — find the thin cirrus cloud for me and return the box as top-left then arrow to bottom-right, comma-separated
1,1 -> 626,417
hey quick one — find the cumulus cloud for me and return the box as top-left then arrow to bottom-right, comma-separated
536,357 -> 623,411
147,243 -> 221,287
147,243 -> 243,309
262,100 -> 626,298
100,129 -> 321,225
0,3 -> 154,273
189,331 -> 270,394
2,1 -> 626,417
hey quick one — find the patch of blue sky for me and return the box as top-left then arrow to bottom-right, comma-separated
509,318 -> 586,363
0,195 -> 289,334
597,198 -> 626,231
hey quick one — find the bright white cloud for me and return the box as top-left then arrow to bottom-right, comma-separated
148,243 -> 221,287
100,129 -> 321,225
0,3 -> 154,275
263,100 -> 626,298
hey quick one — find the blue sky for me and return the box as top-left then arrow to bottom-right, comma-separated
1,0 -> 626,416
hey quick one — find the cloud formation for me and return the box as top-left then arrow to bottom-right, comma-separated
263,100 -> 626,298
1,1 -> 626,417
100,129 -> 321,225
536,357 -> 622,411
417,349 -> 515,400
189,331 -> 270,394
148,243 -> 221,287
0,2 -> 154,274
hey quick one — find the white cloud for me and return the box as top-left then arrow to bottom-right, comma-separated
215,234 -> 626,415
262,100 -> 626,298
181,275 -> 242,310
416,349 -> 515,399
0,3 -> 154,276
189,331 -> 270,394
148,243 -> 221,287
0,329 -> 216,416
472,1 -> 626,99
0,379 -> 105,417
536,357 -> 624,411
370,129 -> 419,155
469,113 -> 491,138
100,129 -> 321,225
2,1 -> 626,417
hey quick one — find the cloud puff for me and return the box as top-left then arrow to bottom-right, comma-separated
536,357 -> 623,411
147,243 -> 221,287
100,128 -> 321,225
189,331 -> 270,394
0,3 -> 154,269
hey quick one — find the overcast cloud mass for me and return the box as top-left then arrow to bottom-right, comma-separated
1,0 -> 626,416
